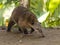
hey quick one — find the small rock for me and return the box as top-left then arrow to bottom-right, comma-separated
19,40 -> 22,43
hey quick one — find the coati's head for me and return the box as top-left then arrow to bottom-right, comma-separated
29,22 -> 44,37
29,22 -> 42,31
32,22 -> 45,37
33,22 -> 42,31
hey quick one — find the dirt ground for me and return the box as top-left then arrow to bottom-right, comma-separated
0,28 -> 60,45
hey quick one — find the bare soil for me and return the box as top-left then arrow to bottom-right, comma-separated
0,28 -> 60,45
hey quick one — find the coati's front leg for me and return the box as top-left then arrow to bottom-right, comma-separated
7,20 -> 15,32
30,28 -> 35,34
23,28 -> 28,34
19,27 -> 28,34
18,27 -> 23,33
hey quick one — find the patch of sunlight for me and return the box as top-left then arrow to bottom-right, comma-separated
3,4 -> 15,20
51,0 -> 60,3
0,4 -> 3,9
38,12 -> 49,23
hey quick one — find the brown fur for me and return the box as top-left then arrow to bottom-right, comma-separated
11,6 -> 38,25
7,6 -> 44,37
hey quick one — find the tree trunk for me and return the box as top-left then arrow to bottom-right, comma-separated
19,0 -> 30,9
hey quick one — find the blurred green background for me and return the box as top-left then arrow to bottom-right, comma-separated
0,0 -> 60,28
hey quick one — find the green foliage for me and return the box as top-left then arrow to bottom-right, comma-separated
43,0 -> 60,27
0,9 -> 5,26
0,0 -> 60,28
0,0 -> 44,26
0,0 -> 44,16
30,0 -> 44,18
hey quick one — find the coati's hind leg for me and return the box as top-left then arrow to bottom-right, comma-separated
7,20 -> 15,32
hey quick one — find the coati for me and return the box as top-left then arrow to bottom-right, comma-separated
7,6 -> 44,37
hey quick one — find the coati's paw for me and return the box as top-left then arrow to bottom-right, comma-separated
38,35 -> 45,38
7,30 -> 11,32
42,35 -> 45,38
24,32 -> 28,34
40,35 -> 45,38
23,30 -> 28,34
